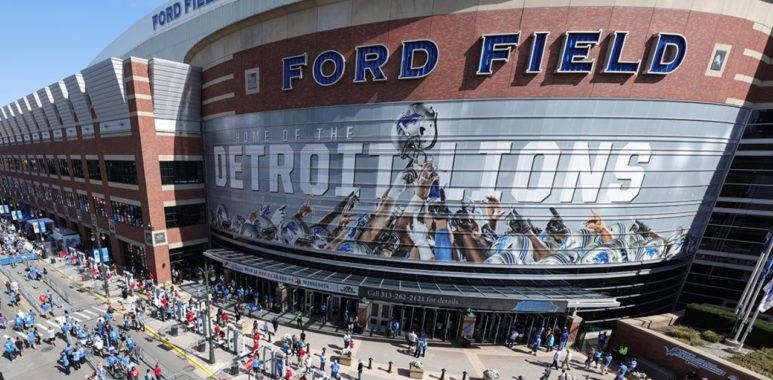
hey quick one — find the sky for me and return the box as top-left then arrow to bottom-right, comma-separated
0,1 -> 161,106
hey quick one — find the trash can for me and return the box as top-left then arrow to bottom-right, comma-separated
355,322 -> 365,334
151,309 -> 158,319
462,336 -> 472,348
170,325 -> 178,336
197,340 -> 206,352
230,361 -> 240,376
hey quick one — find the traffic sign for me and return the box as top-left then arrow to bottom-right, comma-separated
246,358 -> 254,370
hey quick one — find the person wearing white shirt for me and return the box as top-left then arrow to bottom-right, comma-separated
551,350 -> 561,369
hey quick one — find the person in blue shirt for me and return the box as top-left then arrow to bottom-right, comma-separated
126,337 -> 135,350
597,331 -> 607,349
26,331 -> 35,349
628,358 -> 637,371
331,360 -> 341,379
558,329 -> 570,351
320,303 -> 327,324
14,316 -> 22,331
618,364 -> 628,376
414,339 -> 423,358
601,353 -> 613,375
276,357 -> 283,376
61,352 -> 70,374
532,336 -> 542,355
4,338 -> 15,360
110,329 -> 119,344
71,349 -> 81,370
319,352 -> 327,370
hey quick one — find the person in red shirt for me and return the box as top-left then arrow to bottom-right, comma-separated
222,313 -> 229,324
285,369 -> 292,380
154,365 -> 162,380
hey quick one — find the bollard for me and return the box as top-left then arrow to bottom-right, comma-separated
268,332 -> 272,343
440,369 -> 446,380
387,361 -> 393,373
322,347 -> 326,355
368,357 -> 372,370
462,371 -> 467,380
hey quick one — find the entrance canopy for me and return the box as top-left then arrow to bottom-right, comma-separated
205,249 -> 619,313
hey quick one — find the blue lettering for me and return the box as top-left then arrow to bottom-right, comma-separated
185,0 -> 191,13
158,10 -> 166,26
173,2 -> 182,18
312,50 -> 346,86
526,32 -> 550,73
557,30 -> 602,73
353,44 -> 389,83
166,6 -> 173,24
152,15 -> 158,30
282,53 -> 308,91
603,31 -> 640,74
399,40 -> 439,79
645,33 -> 687,75
476,33 -> 520,75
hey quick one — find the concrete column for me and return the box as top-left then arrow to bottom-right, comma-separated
357,298 -> 370,327
565,314 -> 583,344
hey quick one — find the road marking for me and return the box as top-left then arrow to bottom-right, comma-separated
14,331 -> 25,337
36,323 -> 47,330
82,309 -> 99,317
74,312 -> 90,320
92,307 -> 105,314
46,320 -> 59,327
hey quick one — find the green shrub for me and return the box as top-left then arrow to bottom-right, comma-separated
747,318 -> 773,349
683,303 -> 736,333
701,330 -> 724,343
729,347 -> 773,378
659,325 -> 705,346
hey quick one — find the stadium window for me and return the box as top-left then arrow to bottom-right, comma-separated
105,160 -> 138,185
164,203 -> 205,228
71,159 -> 84,178
58,159 -> 70,177
159,161 -> 203,185
87,159 -> 102,181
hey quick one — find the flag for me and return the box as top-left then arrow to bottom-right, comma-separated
759,228 -> 773,280
759,281 -> 773,312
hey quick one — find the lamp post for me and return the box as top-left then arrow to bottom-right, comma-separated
199,261 -> 216,364
37,209 -> 45,258
91,232 -> 110,298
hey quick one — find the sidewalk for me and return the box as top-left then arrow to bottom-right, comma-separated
46,259 -> 620,380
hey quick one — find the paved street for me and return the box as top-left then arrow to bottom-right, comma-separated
0,256 -> 629,380
0,257 -> 207,380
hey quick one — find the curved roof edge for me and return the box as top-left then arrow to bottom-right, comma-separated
91,0 -> 302,65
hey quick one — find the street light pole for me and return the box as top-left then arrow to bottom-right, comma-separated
203,261 -> 216,364
91,232 -> 110,298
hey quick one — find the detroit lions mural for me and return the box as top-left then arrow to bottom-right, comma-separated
204,98 -> 736,266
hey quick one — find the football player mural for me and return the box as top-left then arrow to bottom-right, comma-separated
209,101 -> 690,265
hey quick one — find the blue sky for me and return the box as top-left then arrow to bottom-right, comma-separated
0,1 -> 160,106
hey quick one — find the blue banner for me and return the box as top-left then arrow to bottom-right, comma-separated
39,220 -> 46,234
3,205 -> 8,214
101,247 -> 110,263
16,210 -> 22,220
93,248 -> 101,263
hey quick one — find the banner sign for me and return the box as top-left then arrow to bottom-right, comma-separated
39,220 -> 46,234
206,99 -> 740,267
664,347 -> 726,376
222,259 -> 358,296
101,247 -> 110,263
93,248 -> 101,264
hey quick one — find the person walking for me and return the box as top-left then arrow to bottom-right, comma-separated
618,345 -> 628,364
272,317 -> 279,335
601,352 -> 613,375
560,348 -> 572,370
584,348 -> 595,370
48,326 -> 57,346
550,350 -> 561,370
508,329 -> 519,348
407,331 -> 417,353
357,359 -> 364,380
296,311 -> 303,329
320,351 -> 327,370
532,335 -> 541,355
539,364 -> 551,380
